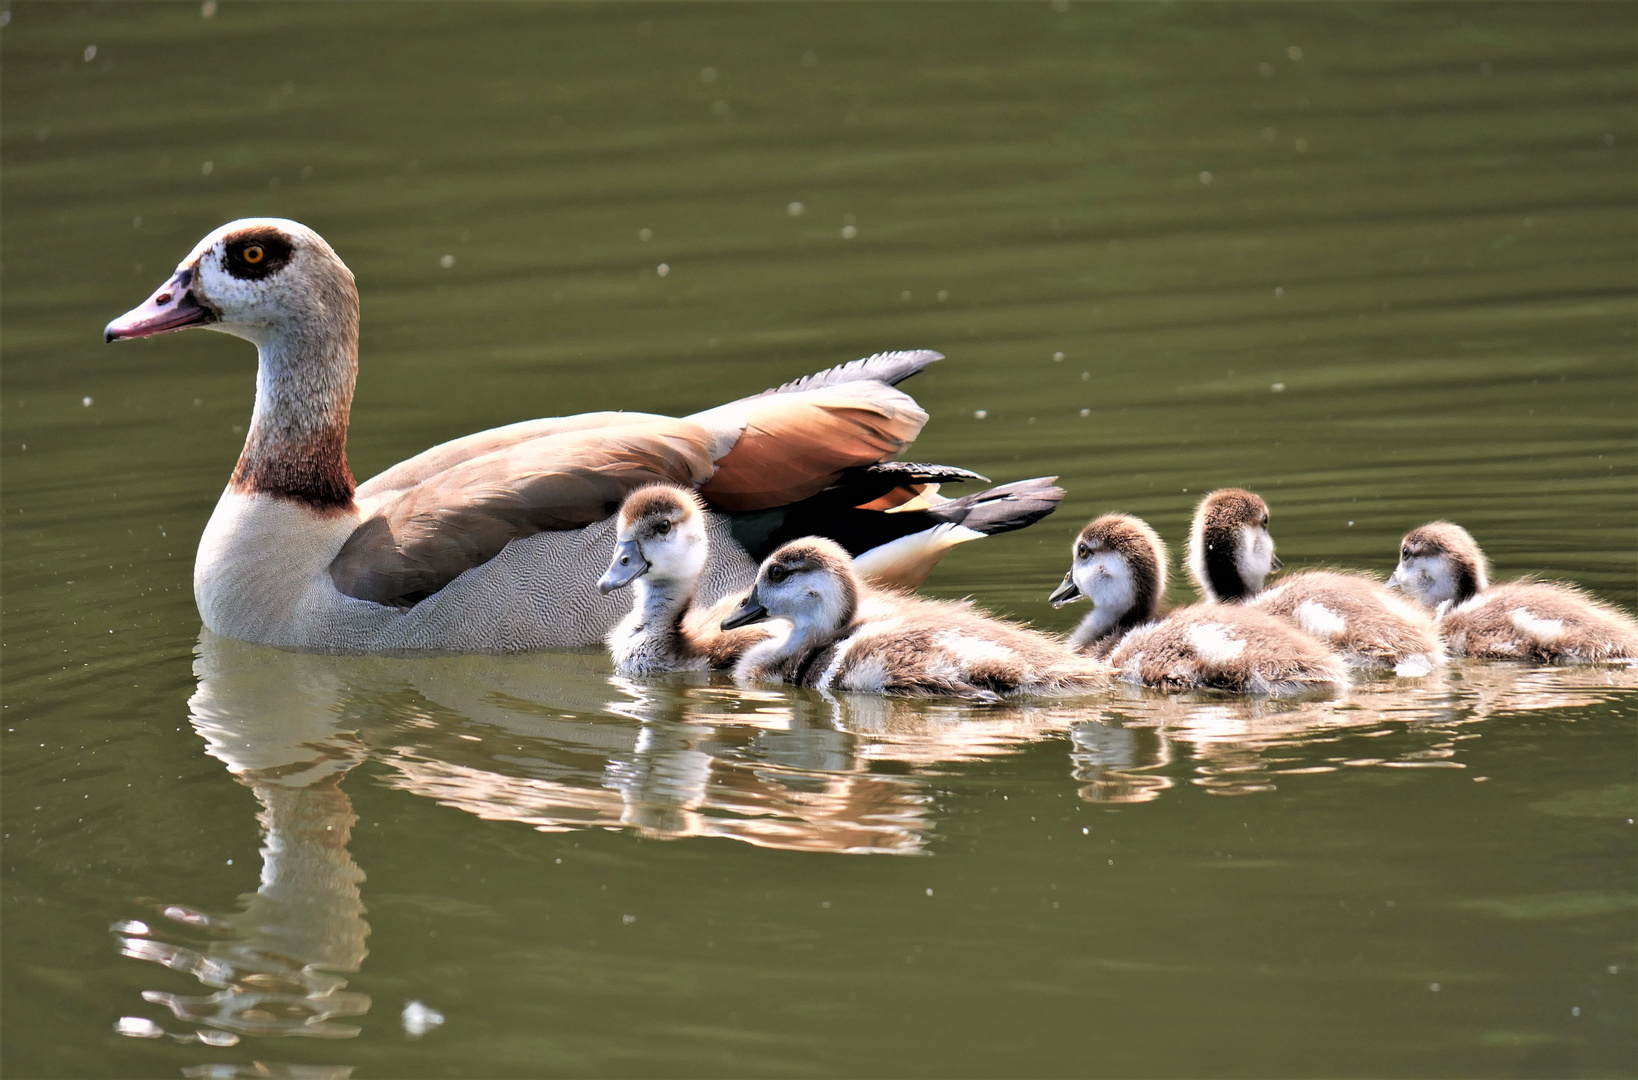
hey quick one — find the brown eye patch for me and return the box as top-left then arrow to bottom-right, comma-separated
222,231 -> 294,280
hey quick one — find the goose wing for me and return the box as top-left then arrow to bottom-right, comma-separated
690,351 -> 941,512
331,418 -> 716,606
354,411 -> 671,502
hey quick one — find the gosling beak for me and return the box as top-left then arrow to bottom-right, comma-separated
1047,573 -> 1083,608
720,588 -> 769,630
1269,553 -> 1284,573
104,267 -> 215,342
1384,571 -> 1403,591
597,540 -> 648,594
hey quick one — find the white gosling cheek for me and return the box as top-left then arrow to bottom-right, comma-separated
1084,554 -> 1134,614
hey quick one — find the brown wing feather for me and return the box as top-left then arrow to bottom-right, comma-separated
356,411 -> 671,501
331,419 -> 716,606
696,383 -> 928,512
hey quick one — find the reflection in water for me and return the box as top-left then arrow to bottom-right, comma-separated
113,632 -> 1638,1071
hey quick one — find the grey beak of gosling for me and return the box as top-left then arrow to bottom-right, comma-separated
1047,573 -> 1083,608
597,541 -> 649,594
720,589 -> 769,630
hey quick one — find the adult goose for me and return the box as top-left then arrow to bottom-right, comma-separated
105,218 -> 1060,652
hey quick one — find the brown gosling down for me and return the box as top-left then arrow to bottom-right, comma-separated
1389,522 -> 1638,664
723,538 -> 1109,702
598,485 -> 771,675
1187,488 -> 1444,675
1049,513 -> 1350,696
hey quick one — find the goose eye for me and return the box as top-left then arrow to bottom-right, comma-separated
767,565 -> 789,584
242,244 -> 265,264
655,520 -> 671,535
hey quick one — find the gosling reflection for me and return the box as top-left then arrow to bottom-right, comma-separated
1077,662 -> 1638,799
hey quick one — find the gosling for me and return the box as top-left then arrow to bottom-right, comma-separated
1188,488 -> 1444,676
1389,522 -> 1638,664
598,485 -> 770,675
723,537 -> 1109,701
1050,513 -> 1349,696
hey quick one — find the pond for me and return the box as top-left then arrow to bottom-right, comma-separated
3,3 -> 1635,1076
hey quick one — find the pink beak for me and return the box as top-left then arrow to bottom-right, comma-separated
104,267 -> 215,342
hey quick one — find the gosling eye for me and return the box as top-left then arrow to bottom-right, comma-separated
1260,515 -> 1269,527
655,520 -> 671,535
767,565 -> 789,584
1076,544 -> 1090,560
1401,546 -> 1411,560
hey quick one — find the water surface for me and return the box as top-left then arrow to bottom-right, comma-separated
3,4 -> 1635,1076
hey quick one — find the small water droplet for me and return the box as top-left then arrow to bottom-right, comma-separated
1271,383 -> 1285,392
973,409 -> 987,420
700,66 -> 718,83
200,0 -> 216,17
1286,45 -> 1303,62
925,888 -> 933,896
439,254 -> 455,269
201,160 -> 214,176
83,44 -> 97,62
1053,351 -> 1064,361
787,201 -> 804,216
656,263 -> 670,277
841,224 -> 857,239
1079,408 -> 1090,417
1199,170 -> 1213,185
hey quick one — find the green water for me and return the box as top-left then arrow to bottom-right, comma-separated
4,3 -> 1636,1076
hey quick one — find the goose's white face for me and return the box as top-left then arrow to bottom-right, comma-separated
599,494 -> 706,594
106,218 -> 349,347
1389,551 -> 1456,607
1236,524 -> 1279,592
1074,550 -> 1136,618
756,560 -> 852,633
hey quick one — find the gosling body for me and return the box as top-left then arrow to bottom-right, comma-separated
1390,522 -> 1638,664
1189,488 -> 1443,675
1050,513 -> 1349,696
727,539 -> 1108,701
599,486 -> 771,675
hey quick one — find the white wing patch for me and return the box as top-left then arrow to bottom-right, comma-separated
1186,622 -> 1246,664
1292,599 -> 1347,640
1510,608 -> 1565,643
934,632 -> 1012,666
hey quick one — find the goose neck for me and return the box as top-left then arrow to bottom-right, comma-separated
231,319 -> 358,512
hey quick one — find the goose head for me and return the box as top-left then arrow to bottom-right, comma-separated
598,485 -> 709,594
1188,488 -> 1280,601
1049,513 -> 1168,626
721,537 -> 859,634
1388,521 -> 1488,608
105,218 -> 356,349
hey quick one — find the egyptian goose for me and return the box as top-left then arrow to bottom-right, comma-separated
600,479 -> 1069,675
1049,513 -> 1349,695
105,218 -> 1061,652
1389,522 -> 1638,663
1188,489 -> 1444,675
721,537 -> 1109,701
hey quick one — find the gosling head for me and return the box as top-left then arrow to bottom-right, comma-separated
721,537 -> 859,634
1049,514 -> 1168,626
1188,488 -> 1280,601
105,218 -> 356,349
598,485 -> 708,594
1388,521 -> 1488,608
